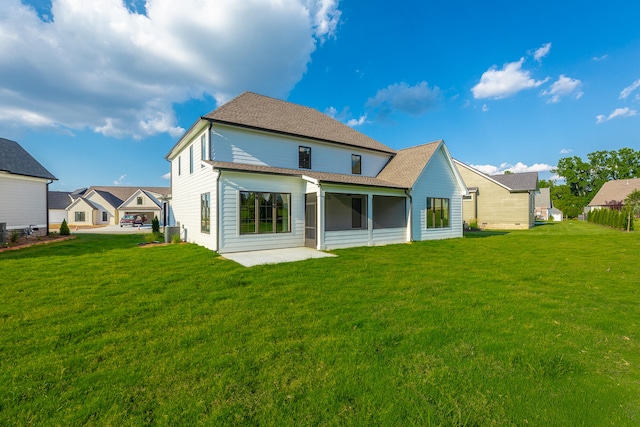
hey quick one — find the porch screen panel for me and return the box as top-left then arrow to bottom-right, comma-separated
373,196 -> 406,229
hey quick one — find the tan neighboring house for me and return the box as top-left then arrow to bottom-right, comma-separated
66,186 -> 170,227
587,178 -> 640,211
454,159 -> 538,230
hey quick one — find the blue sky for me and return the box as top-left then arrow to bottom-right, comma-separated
2,0 -> 639,191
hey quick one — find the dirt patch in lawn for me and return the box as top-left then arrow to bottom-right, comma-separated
0,235 -> 76,252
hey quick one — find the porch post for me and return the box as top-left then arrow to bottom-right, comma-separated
367,192 -> 373,246
317,187 -> 325,250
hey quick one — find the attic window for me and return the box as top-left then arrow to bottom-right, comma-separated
137,197 -> 143,205
299,146 -> 311,169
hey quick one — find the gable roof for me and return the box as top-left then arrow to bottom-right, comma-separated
0,137 -> 57,180
490,172 -> 538,191
84,186 -> 170,208
588,178 -> 640,206
48,191 -> 74,209
202,92 -> 396,154
376,141 -> 441,188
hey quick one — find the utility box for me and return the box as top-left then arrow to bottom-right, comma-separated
164,226 -> 180,243
0,223 -> 6,244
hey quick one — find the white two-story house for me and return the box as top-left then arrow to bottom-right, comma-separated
165,92 -> 467,253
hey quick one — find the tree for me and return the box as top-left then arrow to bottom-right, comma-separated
59,219 -> 70,236
624,189 -> 640,232
551,148 -> 640,218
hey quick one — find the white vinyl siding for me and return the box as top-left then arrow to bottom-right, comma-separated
411,147 -> 464,241
0,174 -> 49,230
210,124 -> 392,177
218,172 -> 305,253
171,141 -> 218,250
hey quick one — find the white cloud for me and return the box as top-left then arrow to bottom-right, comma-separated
560,148 -> 572,154
366,82 -> 440,119
470,162 -> 553,175
620,79 -> 640,100
596,107 -> 637,124
472,58 -> 549,99
541,75 -> 583,103
346,114 -> 367,127
533,43 -> 552,62
482,104 -> 489,112
325,106 -> 338,118
162,172 -> 171,180
113,174 -> 127,185
0,0 -> 341,138
593,54 -> 608,61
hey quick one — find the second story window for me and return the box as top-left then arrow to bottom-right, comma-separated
299,146 -> 311,169
201,134 -> 208,160
352,154 -> 362,174
137,196 -> 143,205
189,145 -> 194,174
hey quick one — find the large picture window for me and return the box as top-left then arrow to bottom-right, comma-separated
426,197 -> 450,228
299,146 -> 311,169
201,192 -> 210,233
239,191 -> 291,234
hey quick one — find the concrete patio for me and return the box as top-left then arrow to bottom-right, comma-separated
221,247 -> 336,267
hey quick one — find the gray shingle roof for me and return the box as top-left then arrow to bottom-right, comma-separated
377,141 -> 441,188
203,92 -> 396,154
588,178 -> 640,206
0,137 -> 57,180
48,191 -> 73,209
491,172 -> 538,191
205,160 -> 407,189
85,186 -> 170,207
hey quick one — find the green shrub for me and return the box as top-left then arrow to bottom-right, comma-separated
152,217 -> 160,233
171,233 -> 181,244
10,230 -> 19,243
59,219 -> 70,236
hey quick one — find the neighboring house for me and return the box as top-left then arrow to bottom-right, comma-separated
455,159 -> 538,230
165,92 -> 467,253
0,137 -> 57,237
587,178 -> 640,212
48,191 -> 75,225
534,187 -> 563,221
65,186 -> 171,226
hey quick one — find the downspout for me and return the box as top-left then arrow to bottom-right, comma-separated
46,179 -> 53,236
216,170 -> 221,252
404,189 -> 413,242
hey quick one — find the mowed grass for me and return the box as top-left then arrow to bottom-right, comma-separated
1,222 -> 639,426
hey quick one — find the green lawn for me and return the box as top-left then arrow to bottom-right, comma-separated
1,222 -> 639,426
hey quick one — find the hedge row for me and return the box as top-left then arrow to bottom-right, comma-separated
587,208 -> 634,231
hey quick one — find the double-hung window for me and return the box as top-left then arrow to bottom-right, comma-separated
201,193 -> 210,233
426,197 -> 450,228
239,191 -> 291,234
299,146 -> 311,169
137,196 -> 143,205
351,154 -> 362,174
189,145 -> 194,174
201,134 -> 208,161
